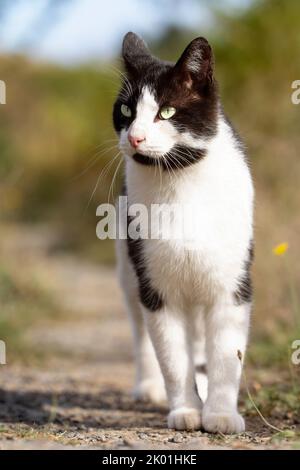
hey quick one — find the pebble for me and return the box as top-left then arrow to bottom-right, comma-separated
170,435 -> 184,443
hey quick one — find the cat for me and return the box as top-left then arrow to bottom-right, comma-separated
113,32 -> 254,434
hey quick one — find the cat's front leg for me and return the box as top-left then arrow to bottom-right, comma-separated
143,306 -> 202,431
202,298 -> 251,434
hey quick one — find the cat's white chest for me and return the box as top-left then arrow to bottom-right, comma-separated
143,199 -> 239,307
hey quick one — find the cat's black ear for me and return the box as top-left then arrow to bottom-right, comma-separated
174,37 -> 214,89
122,32 -> 153,77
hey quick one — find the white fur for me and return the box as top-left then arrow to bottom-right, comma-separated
117,87 -> 254,433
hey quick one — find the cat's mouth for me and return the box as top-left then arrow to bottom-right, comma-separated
128,145 -> 166,160
120,136 -> 207,170
120,140 -> 166,160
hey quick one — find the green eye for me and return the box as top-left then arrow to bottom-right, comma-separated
159,106 -> 176,120
121,104 -> 132,117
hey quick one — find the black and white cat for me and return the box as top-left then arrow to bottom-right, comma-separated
113,32 -> 254,434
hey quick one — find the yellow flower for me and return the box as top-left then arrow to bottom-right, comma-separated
273,242 -> 289,256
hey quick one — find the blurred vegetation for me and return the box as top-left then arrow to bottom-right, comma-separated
0,57 -> 118,261
0,262 -> 61,361
0,0 -> 300,360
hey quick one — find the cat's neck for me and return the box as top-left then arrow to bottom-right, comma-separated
124,114 -> 244,205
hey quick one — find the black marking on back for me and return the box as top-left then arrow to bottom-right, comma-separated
234,240 -> 254,305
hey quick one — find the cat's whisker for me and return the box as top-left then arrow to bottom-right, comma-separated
166,159 -> 177,184
118,86 -> 132,99
110,64 -> 130,85
171,147 -> 199,167
81,138 -> 119,161
173,153 -> 191,172
81,138 -> 119,164
154,155 -> 158,179
84,151 -> 121,212
110,65 -> 133,98
166,154 -> 182,175
168,151 -> 190,174
163,154 -> 177,183
158,154 -> 163,195
73,144 -> 119,181
108,156 -> 123,205
93,137 -> 119,148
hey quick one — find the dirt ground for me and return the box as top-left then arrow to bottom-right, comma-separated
0,225 -> 299,450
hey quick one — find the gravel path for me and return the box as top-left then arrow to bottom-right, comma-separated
0,224 -> 298,450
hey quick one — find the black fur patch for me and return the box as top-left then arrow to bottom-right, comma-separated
123,180 -> 163,312
127,227 -> 164,312
133,145 -> 206,170
234,240 -> 254,305
121,182 -> 163,311
195,364 -> 207,374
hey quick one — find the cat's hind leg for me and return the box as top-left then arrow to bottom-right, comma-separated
116,239 -> 166,404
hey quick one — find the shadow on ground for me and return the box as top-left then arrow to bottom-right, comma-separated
0,387 -> 166,430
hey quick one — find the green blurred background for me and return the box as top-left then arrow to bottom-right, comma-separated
0,0 -> 300,364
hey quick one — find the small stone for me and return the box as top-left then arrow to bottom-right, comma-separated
123,438 -> 136,447
170,435 -> 184,443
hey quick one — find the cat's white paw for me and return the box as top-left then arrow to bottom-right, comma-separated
133,379 -> 166,404
168,407 -> 202,431
202,408 -> 245,434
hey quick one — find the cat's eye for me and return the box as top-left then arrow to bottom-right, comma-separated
159,106 -> 176,120
121,104 -> 132,118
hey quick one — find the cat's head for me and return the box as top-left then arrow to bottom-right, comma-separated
113,32 -> 218,166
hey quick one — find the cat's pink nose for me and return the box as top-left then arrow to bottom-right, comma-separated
128,134 -> 145,149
